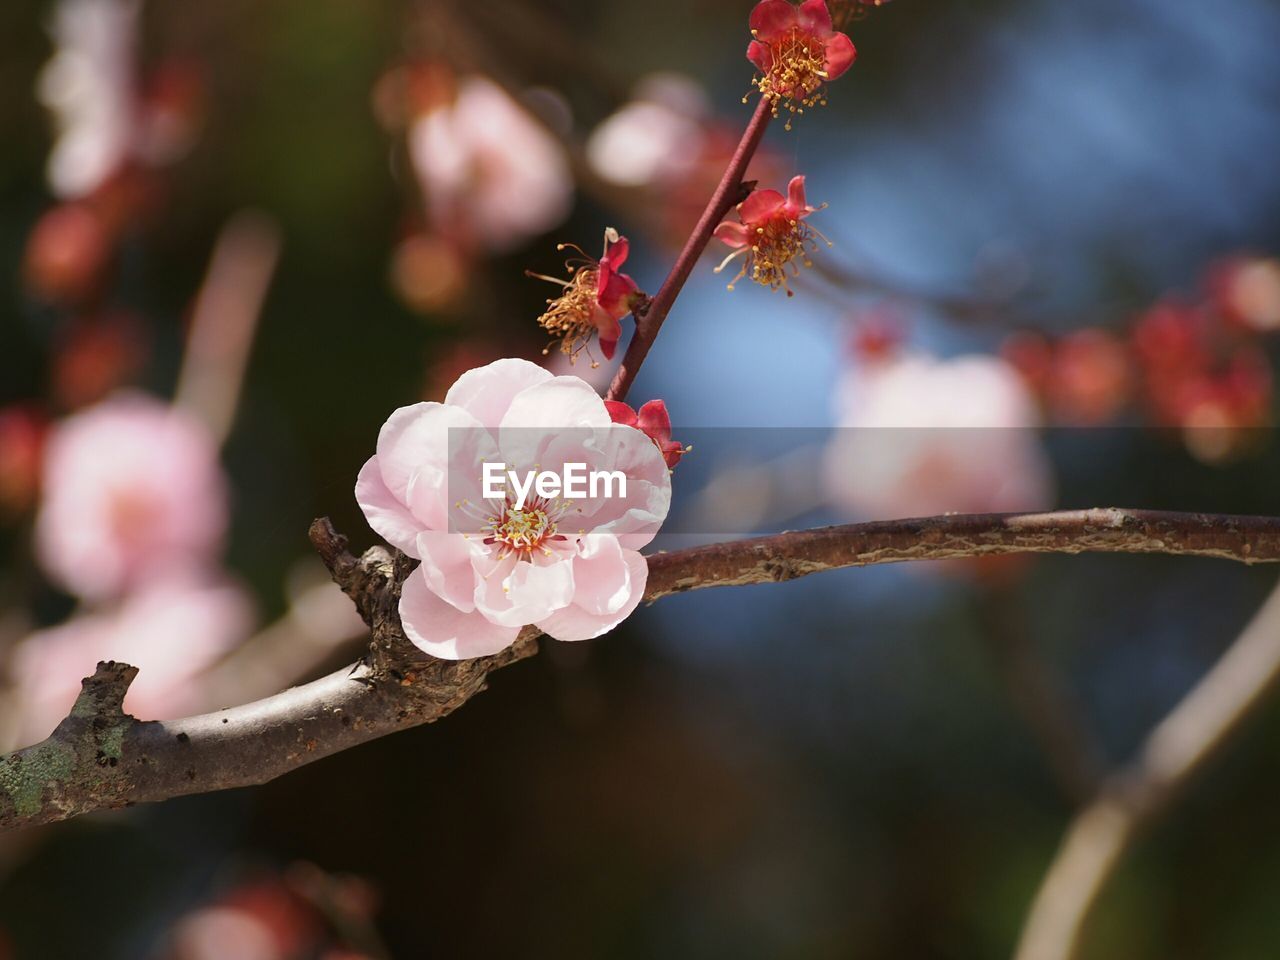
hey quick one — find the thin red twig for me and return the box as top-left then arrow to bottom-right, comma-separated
606,96 -> 774,403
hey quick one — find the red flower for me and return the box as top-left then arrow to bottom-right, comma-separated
747,0 -> 857,128
605,399 -> 687,468
533,228 -> 644,364
713,175 -> 829,295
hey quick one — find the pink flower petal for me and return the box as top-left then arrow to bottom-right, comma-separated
355,456 -> 423,558
749,0 -> 799,41
796,0 -> 834,35
536,548 -> 648,642
786,175 -> 809,215
824,32 -> 857,81
415,531 -> 480,612
739,188 -> 787,226
443,357 -> 552,429
635,400 -> 673,445
498,376 -> 614,470
570,425 -> 671,550
601,232 -> 630,269
473,554 -> 574,627
372,401 -> 489,532
604,400 -> 639,426
399,569 -> 521,660
596,313 -> 623,360
714,221 -> 751,248
567,535 -> 632,616
747,39 -> 774,74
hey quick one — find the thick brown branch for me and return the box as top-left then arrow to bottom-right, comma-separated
2,508 -> 1277,833
644,508 -> 1280,599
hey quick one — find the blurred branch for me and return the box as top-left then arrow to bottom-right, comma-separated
2,508 -> 1278,833
197,568 -> 369,709
976,585 -> 1103,806
174,211 -> 281,446
1013,577 -> 1280,960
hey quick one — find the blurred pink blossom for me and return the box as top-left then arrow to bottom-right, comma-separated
8,579 -> 253,745
823,353 -> 1054,520
356,359 -> 670,659
585,74 -> 708,189
35,393 -> 229,601
37,0 -> 139,199
409,76 -> 572,253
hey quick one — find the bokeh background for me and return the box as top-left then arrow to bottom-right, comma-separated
2,0 -> 1280,957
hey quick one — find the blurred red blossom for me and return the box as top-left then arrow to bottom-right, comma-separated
847,304 -> 909,365
747,0 -> 857,128
163,865 -> 381,960
1206,255 -> 1280,333
605,399 -> 688,469
0,406 -> 48,519
1001,328 -> 1131,426
714,175 -> 829,294
51,311 -> 149,410
1131,297 -> 1272,461
24,202 -> 111,305
35,392 -> 229,601
390,230 -> 469,315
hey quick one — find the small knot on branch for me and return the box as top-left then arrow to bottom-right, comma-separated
67,661 -> 137,722
309,516 -> 358,581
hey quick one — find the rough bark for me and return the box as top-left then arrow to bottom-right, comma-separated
2,508 -> 1278,833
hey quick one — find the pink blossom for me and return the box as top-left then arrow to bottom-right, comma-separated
605,399 -> 687,468
35,392 -> 229,601
408,76 -> 572,253
37,0 -> 139,199
823,353 -> 1054,520
7,579 -> 253,746
356,359 -> 671,660
585,74 -> 708,189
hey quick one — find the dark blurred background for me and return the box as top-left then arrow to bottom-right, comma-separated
2,0 -> 1280,957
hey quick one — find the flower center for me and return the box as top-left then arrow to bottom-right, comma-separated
485,499 -> 561,559
717,212 -> 830,296
535,268 -> 600,363
753,29 -> 829,129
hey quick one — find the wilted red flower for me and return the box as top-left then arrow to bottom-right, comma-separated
713,175 -> 829,294
532,228 -> 645,363
605,398 -> 688,468
747,0 -> 857,129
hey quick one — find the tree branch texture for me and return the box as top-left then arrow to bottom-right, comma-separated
2,508 -> 1278,834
